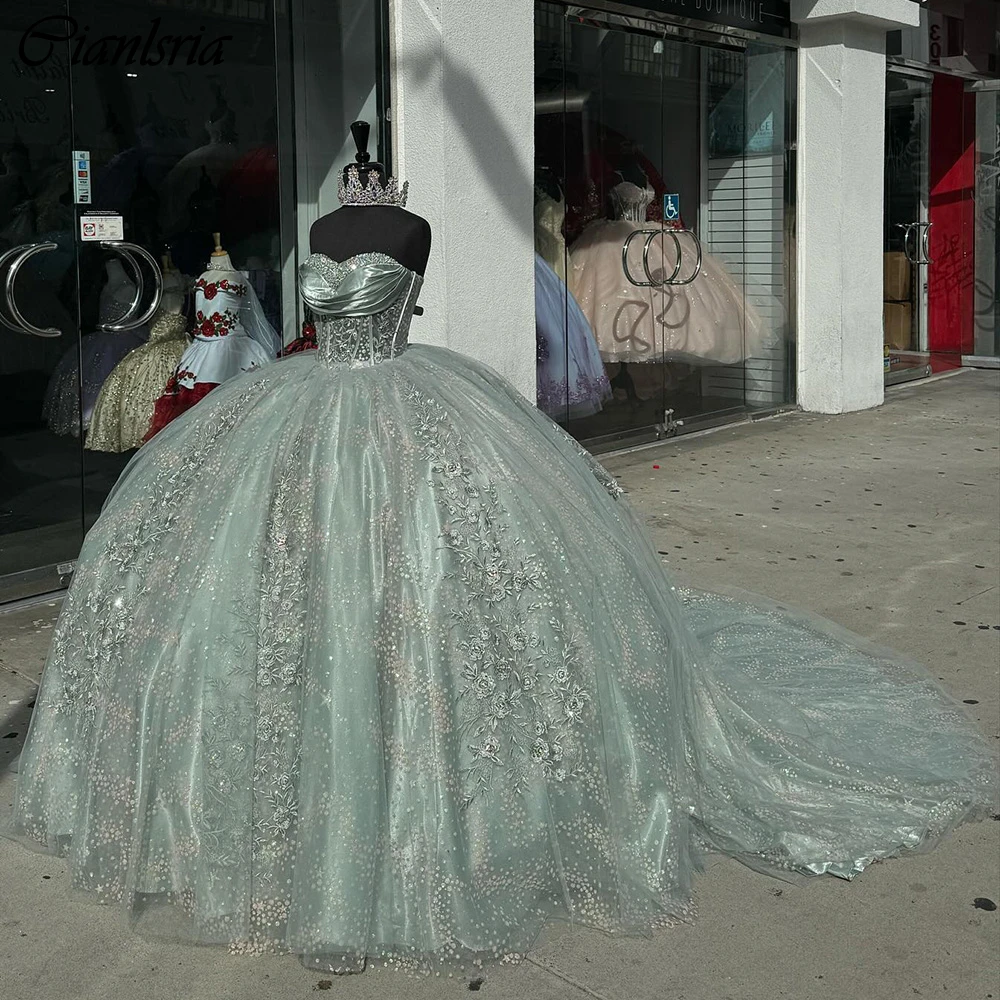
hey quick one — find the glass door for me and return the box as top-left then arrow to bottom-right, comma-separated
1,0 -> 292,604
533,5 -> 794,450
0,1 -> 81,601
884,70 -> 932,382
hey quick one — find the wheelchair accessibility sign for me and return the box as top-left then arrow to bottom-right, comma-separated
663,193 -> 681,222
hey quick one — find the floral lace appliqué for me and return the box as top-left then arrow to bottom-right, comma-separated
401,379 -> 594,806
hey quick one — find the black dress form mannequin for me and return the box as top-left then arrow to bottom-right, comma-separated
309,122 -> 431,276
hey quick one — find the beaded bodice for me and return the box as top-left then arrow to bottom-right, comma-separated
147,310 -> 189,345
298,252 -> 423,368
610,181 -> 654,223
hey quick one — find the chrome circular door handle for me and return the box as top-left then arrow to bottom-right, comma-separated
0,246 -> 27,333
2,243 -> 62,338
623,228 -> 683,287
98,241 -> 163,331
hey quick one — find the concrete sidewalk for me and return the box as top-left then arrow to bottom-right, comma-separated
1,370 -> 997,1000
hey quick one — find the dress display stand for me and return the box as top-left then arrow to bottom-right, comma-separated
533,190 -> 610,419
144,233 -> 277,441
9,130 -> 997,979
568,181 -> 776,406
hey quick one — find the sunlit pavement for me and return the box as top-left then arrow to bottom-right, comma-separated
2,369 -> 997,1000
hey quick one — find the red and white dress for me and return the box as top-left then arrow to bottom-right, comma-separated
145,265 -> 278,441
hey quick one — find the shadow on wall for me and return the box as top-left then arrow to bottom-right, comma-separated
400,46 -> 535,248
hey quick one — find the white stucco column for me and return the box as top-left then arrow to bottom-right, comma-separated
792,0 -> 920,413
389,0 -> 536,402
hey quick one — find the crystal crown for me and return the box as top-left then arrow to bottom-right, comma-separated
338,165 -> 409,208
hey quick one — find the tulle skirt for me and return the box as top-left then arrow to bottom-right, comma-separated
8,346 -> 997,974
87,334 -> 190,453
569,220 -> 776,365
534,254 -> 611,419
43,327 -> 150,436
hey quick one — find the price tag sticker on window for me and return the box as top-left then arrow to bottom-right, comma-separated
80,211 -> 124,242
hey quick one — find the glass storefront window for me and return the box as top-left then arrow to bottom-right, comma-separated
533,2 -> 796,449
883,71 -> 932,376
0,0 -> 385,602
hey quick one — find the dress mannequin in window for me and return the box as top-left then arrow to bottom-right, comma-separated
160,87 -> 240,238
144,233 -> 278,440
11,129 -> 996,979
533,185 -> 610,420
533,173 -> 567,280
43,257 -> 151,437
87,256 -> 192,453
568,177 -> 776,393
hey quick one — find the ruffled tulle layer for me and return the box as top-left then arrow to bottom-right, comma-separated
144,381 -> 218,441
44,328 -> 150,436
8,346 -> 997,974
145,334 -> 276,441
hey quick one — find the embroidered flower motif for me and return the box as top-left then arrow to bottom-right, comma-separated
194,308 -> 238,339
195,277 -> 247,300
473,673 -> 496,699
402,380 -> 593,805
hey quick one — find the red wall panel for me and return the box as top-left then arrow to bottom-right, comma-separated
928,74 -> 976,354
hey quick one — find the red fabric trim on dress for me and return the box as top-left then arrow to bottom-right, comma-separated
144,381 -> 219,443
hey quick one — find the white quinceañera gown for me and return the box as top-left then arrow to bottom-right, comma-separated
8,238 -> 997,974
145,257 -> 278,440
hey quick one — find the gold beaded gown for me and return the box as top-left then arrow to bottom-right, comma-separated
86,308 -> 191,453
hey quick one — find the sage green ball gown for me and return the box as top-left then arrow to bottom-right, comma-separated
8,251 -> 997,974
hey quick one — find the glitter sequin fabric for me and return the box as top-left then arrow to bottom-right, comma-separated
43,326 -> 151,437
8,252 -> 997,976
86,310 -> 190,453
534,253 -> 611,420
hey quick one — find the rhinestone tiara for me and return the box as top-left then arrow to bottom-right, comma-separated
338,165 -> 409,208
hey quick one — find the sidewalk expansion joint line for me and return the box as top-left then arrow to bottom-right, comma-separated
524,955 -> 613,999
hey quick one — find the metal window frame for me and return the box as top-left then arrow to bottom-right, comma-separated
562,2 -> 798,50
375,0 -> 393,169
539,2 -> 800,448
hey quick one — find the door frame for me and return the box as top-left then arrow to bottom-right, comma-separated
884,65 -> 933,371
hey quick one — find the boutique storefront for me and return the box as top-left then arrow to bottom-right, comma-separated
531,1 -> 797,448
2,0 -> 996,606
882,0 -> 1000,383
0,0 -> 390,602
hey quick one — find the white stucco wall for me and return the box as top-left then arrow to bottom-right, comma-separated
792,0 -> 920,413
389,0 -> 536,402
390,0 -> 927,417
